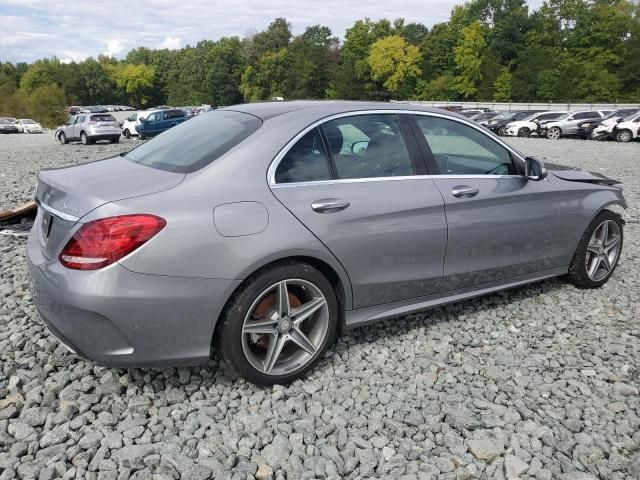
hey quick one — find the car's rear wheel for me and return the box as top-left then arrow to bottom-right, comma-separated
546,127 -> 562,139
80,132 -> 91,145
58,132 -> 67,145
517,127 -> 531,137
568,210 -> 623,288
123,129 -> 131,139
616,129 -> 633,143
218,262 -> 338,385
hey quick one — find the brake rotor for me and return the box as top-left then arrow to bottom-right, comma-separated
251,291 -> 302,350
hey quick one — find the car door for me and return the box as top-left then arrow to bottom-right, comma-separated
144,112 -> 161,135
565,111 -> 601,135
270,113 -> 448,309
63,116 -> 77,139
73,116 -> 85,139
410,114 -> 562,290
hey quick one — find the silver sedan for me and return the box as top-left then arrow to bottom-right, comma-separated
28,101 -> 626,385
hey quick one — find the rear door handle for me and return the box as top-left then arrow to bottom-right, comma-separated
451,186 -> 479,199
311,198 -> 350,213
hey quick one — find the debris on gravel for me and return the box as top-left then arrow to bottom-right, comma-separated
1,134 -> 639,479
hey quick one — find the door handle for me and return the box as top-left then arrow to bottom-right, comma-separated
311,198 -> 350,213
451,186 -> 479,199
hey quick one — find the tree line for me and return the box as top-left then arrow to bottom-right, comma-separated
1,0 -> 639,127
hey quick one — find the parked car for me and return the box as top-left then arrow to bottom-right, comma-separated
14,118 -> 43,134
610,111 -> 640,142
120,110 -> 157,139
581,109 -> 639,140
487,110 -> 544,136
460,109 -> 485,117
28,101 -> 627,385
135,108 -> 187,139
470,111 -> 502,126
56,114 -> 121,145
0,118 -> 19,134
504,111 -> 567,137
537,110 -> 611,139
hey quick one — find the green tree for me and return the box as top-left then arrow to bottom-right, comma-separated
453,21 -> 487,98
368,35 -> 422,98
105,63 -> 155,106
22,84 -> 67,127
493,66 -> 513,101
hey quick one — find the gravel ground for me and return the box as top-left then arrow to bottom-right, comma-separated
0,134 -> 639,480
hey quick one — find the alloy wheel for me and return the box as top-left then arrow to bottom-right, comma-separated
518,127 -> 531,137
241,279 -> 330,376
617,130 -> 632,142
585,220 -> 622,282
547,127 -> 561,139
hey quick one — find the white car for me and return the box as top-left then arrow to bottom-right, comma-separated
611,112 -> 640,142
504,111 -> 567,137
121,111 -> 150,138
14,119 -> 43,134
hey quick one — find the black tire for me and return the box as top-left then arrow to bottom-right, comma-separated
217,262 -> 339,386
58,132 -> 67,145
123,129 -> 131,139
111,136 -> 120,144
498,126 -> 506,136
80,132 -> 91,145
616,129 -> 633,143
517,127 -> 531,137
139,134 -> 146,140
568,210 -> 623,289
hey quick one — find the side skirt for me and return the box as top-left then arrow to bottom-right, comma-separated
344,266 -> 568,329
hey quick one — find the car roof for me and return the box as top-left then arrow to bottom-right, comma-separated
220,100 -> 448,121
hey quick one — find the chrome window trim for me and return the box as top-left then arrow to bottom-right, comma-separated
267,109 -> 527,186
35,198 -> 80,222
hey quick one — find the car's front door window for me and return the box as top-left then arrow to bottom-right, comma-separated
320,114 -> 414,179
414,116 -> 517,176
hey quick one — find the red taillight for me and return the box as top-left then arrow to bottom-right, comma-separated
59,214 -> 166,270
89,120 -> 96,125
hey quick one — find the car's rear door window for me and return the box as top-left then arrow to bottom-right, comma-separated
414,115 -> 516,175
125,110 -> 262,173
320,114 -> 414,179
275,128 -> 332,183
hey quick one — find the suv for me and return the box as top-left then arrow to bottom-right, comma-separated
537,110 -> 610,139
56,114 -> 121,145
486,110 -> 544,136
120,110 -> 159,139
135,108 -> 186,139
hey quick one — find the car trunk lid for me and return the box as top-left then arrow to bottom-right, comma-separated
35,155 -> 184,258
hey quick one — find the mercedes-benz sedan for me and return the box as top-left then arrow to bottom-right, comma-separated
28,101 -> 626,385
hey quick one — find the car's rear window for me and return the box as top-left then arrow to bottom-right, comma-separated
125,110 -> 262,173
91,114 -> 116,122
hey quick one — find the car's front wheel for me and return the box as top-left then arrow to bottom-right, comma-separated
218,262 -> 338,385
517,127 -> 531,137
568,210 -> 623,288
616,129 -> 633,143
497,126 -> 507,136
58,132 -> 67,145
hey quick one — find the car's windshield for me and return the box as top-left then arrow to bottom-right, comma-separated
22,119 -> 37,124
125,110 -> 262,173
621,111 -> 640,122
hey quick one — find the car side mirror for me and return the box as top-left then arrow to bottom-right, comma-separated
526,157 -> 547,181
616,118 -> 623,123
351,141 -> 368,153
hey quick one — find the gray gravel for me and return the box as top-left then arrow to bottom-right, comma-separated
1,134 -> 639,480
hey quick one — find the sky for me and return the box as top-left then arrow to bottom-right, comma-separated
1,0 -> 542,64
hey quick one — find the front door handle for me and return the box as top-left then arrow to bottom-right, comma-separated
311,198 -> 350,213
451,186 -> 479,199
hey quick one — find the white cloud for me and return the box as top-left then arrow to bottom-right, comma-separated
103,40 -> 127,57
158,36 -> 182,50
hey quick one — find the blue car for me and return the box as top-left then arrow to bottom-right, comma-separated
135,109 -> 187,139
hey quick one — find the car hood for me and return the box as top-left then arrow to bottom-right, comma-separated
546,162 -> 620,186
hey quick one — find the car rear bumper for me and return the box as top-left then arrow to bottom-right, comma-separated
27,227 -> 241,367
